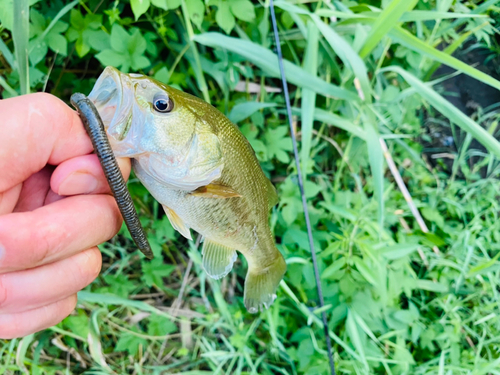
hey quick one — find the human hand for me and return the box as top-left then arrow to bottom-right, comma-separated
0,93 -> 131,339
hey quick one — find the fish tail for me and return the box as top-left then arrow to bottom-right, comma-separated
244,252 -> 286,313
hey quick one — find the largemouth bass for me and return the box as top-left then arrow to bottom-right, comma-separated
87,66 -> 286,313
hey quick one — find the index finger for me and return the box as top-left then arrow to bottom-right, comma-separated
0,93 -> 93,193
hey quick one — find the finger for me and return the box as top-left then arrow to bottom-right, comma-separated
51,155 -> 131,196
0,294 -> 77,339
0,93 -> 92,193
0,194 -> 122,273
0,247 -> 101,314
0,184 -> 22,215
13,166 -> 53,212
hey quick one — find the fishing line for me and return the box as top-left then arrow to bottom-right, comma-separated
268,2 -> 336,374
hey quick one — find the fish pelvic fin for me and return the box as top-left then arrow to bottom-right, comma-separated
190,183 -> 242,199
244,252 -> 287,314
162,205 -> 192,240
202,240 -> 238,279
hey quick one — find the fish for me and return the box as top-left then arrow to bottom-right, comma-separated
87,66 -> 287,313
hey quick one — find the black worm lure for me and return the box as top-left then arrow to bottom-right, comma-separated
70,93 -> 154,259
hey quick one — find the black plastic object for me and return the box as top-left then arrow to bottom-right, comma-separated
70,93 -> 154,259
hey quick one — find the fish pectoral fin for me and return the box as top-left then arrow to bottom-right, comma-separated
202,240 -> 238,279
162,205 -> 192,240
190,183 -> 242,199
244,252 -> 287,314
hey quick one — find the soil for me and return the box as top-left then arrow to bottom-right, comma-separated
421,41 -> 500,175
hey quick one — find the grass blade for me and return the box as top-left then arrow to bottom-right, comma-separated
383,66 -> 500,159
363,109 -> 385,229
346,309 -> 369,370
389,25 -> 500,91
424,21 -> 490,81
0,76 -> 18,97
194,32 -> 359,101
359,0 -> 418,58
400,10 -> 487,22
181,0 -> 210,104
300,21 -> 319,175
315,9 -> 486,23
0,38 -> 14,68
12,0 -> 30,95
440,0 -> 498,37
290,107 -> 366,139
311,14 -> 371,101
228,102 -> 277,123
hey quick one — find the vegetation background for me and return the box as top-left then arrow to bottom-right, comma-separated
2,0 -> 500,373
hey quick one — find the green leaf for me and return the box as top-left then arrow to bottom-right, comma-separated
116,333 -> 148,356
95,49 -> 127,70
131,54 -> 150,70
147,315 -> 177,336
216,2 -> 235,34
228,102 -> 276,123
131,0 -> 151,20
68,10 -> 103,57
141,258 -> 176,287
186,0 -> 204,29
352,256 -> 377,285
414,280 -> 448,293
194,32 -> 359,101
264,126 -> 293,163
359,0 -> 419,58
110,24 -> 129,53
64,312 -> 90,338
46,32 -> 67,55
380,244 -> 419,260
28,39 -> 47,66
87,29 -> 110,51
229,0 -> 255,22
151,0 -> 181,9
0,0 -> 14,30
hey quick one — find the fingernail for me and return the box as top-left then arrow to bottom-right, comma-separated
0,242 -> 4,261
58,172 -> 98,195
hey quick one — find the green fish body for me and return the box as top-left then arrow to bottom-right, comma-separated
88,67 -> 286,313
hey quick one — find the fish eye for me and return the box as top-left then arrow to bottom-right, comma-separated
153,94 -> 174,113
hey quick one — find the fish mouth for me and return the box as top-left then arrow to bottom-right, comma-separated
88,66 -> 134,143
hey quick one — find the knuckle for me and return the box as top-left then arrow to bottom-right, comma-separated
32,223 -> 58,266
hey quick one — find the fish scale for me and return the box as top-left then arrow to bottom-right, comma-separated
89,66 -> 286,313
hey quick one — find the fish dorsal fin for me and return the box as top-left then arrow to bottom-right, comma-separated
266,178 -> 278,208
162,205 -> 192,240
190,183 -> 241,199
202,240 -> 238,279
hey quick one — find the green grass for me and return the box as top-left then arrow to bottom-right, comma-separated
2,0 -> 500,373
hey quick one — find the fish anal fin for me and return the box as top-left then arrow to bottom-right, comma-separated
244,252 -> 286,313
202,240 -> 238,279
162,205 -> 192,240
190,183 -> 241,199
266,178 -> 278,208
